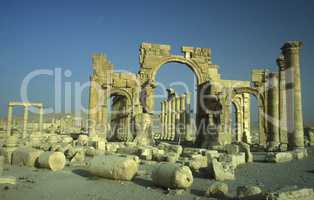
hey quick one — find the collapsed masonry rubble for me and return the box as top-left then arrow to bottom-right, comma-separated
0,41 -> 313,199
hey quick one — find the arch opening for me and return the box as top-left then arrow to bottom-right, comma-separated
153,62 -> 198,143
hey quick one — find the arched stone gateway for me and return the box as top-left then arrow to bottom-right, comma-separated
231,87 -> 267,146
88,41 -> 305,150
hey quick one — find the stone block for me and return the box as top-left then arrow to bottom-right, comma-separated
117,147 -> 139,155
266,186 -> 314,200
205,181 -> 229,198
210,159 -> 235,181
189,154 -> 208,171
182,147 -> 206,157
151,162 -> 193,189
38,151 -> 66,171
0,147 -> 17,164
88,155 -> 138,181
158,142 -> 183,155
0,155 -> 4,175
224,144 -> 240,154
237,185 -> 262,198
0,176 -> 16,185
266,152 -> 293,163
205,150 -> 220,162
11,147 -> 43,167
292,148 -> 308,160
308,129 -> 314,146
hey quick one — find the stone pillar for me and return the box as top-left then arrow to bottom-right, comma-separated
88,76 -> 99,136
258,104 -> 267,146
23,106 -> 29,138
277,55 -> 288,144
180,94 -> 186,140
281,41 -> 304,149
39,106 -> 43,134
171,98 -> 176,141
7,105 -> 13,136
163,101 -> 168,140
175,97 -> 181,141
167,100 -> 171,140
185,93 -> 193,141
242,93 -> 251,143
160,101 -> 165,140
268,73 -> 280,146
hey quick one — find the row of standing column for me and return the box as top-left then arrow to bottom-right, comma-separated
6,104 -> 43,138
268,41 -> 304,149
160,93 -> 191,141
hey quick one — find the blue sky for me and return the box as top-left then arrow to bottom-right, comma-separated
0,0 -> 313,123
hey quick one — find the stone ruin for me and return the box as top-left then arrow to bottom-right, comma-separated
88,41 -> 305,151
0,41 -> 314,200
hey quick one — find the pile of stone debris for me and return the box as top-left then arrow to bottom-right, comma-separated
0,134 -> 313,199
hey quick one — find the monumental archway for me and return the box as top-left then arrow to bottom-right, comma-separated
232,86 -> 267,145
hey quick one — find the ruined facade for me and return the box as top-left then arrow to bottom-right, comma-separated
88,41 -> 304,150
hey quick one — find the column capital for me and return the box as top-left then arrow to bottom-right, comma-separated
281,41 -> 303,51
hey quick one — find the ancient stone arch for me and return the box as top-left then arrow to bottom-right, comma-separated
88,41 -> 305,150
232,87 -> 267,145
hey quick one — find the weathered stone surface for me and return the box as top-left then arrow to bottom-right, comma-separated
218,153 -> 246,168
292,148 -> 308,160
151,162 -> 193,189
0,155 -> 4,175
237,185 -> 262,198
117,147 -> 139,155
0,147 -> 17,164
308,129 -> 314,146
205,150 -> 220,162
266,152 -> 293,163
77,135 -> 89,146
236,142 -> 253,162
61,136 -> 73,144
70,149 -> 85,163
188,154 -> 208,171
11,147 -> 43,167
0,176 -> 16,185
158,143 -> 183,155
182,147 -> 206,157
165,152 -> 179,163
38,151 -> 66,171
105,143 -> 121,152
205,181 -> 229,198
210,159 -> 235,181
224,144 -> 240,154
139,147 -> 153,161
267,186 -> 314,200
88,155 -> 138,181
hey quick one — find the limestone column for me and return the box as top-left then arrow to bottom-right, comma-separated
281,41 -> 304,149
185,93 -> 192,141
39,106 -> 43,134
277,55 -> 288,144
268,73 -> 280,146
23,106 -> 29,138
180,94 -> 186,140
166,100 -> 171,140
242,93 -> 251,143
163,101 -> 168,140
258,103 -> 266,146
175,97 -> 181,141
7,105 -> 13,136
171,98 -> 176,141
160,101 -> 165,139
88,76 -> 99,136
